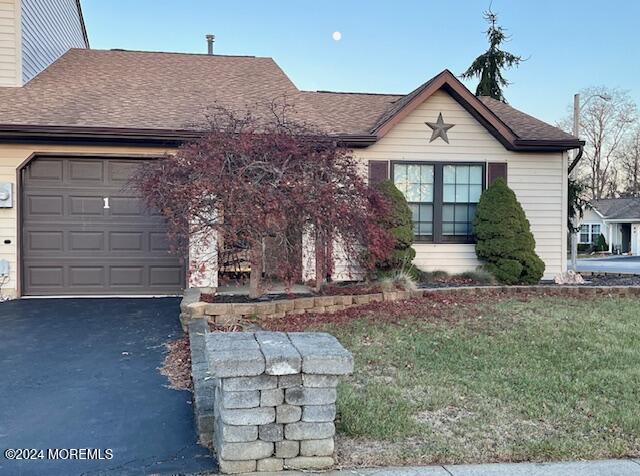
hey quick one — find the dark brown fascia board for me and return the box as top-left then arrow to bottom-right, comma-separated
0,123 -> 581,151
337,135 -> 377,147
372,70 -> 519,145
369,70 -> 581,152
0,124 -> 379,148
513,138 -> 585,151
0,125 -> 203,146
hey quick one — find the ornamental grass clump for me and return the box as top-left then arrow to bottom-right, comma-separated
473,178 -> 544,284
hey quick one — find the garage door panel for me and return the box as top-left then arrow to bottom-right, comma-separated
27,231 -> 63,251
150,266 -> 183,286
110,232 -> 143,251
26,266 -> 65,287
69,267 -> 105,286
28,195 -> 63,216
150,232 -> 171,252
69,231 -> 105,251
69,196 -> 105,216
110,266 -> 145,286
109,161 -> 141,183
68,160 -> 104,182
22,157 -> 185,295
109,196 -> 144,216
27,159 -> 63,182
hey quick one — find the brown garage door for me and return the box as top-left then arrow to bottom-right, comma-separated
21,157 -> 185,295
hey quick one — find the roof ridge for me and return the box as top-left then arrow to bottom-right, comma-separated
71,48 -> 262,59
304,90 -> 404,97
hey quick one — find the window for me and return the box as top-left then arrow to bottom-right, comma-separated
394,164 -> 434,241
442,165 -> 483,241
393,162 -> 485,243
579,225 -> 590,244
579,224 -> 602,244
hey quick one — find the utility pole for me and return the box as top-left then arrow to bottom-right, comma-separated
570,93 -> 580,271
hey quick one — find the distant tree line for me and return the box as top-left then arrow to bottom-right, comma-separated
560,87 -> 639,201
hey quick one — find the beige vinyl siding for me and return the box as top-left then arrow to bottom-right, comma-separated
0,144 -> 171,296
21,0 -> 87,83
354,90 -> 568,279
0,0 -> 20,87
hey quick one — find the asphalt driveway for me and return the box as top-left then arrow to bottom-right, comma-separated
0,298 -> 215,475
575,256 -> 640,274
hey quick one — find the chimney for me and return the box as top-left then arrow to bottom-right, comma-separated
206,34 -> 215,55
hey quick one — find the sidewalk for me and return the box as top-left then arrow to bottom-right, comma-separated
239,459 -> 640,476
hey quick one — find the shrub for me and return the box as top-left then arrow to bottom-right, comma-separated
473,178 -> 545,284
374,180 -> 416,272
577,243 -> 591,253
594,234 -> 608,252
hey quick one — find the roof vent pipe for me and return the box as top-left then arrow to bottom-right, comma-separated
206,34 -> 215,55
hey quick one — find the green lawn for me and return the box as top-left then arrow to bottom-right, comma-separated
304,295 -> 640,466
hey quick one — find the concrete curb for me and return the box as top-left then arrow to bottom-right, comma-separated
228,458 -> 640,475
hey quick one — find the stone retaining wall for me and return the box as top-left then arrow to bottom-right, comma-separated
180,289 -> 424,330
188,318 -> 216,447
180,285 -> 640,331
199,331 -> 353,473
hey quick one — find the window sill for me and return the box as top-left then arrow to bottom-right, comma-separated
414,239 -> 477,245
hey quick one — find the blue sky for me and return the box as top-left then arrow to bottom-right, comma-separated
82,0 -> 639,125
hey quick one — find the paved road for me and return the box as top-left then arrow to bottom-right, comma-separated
575,256 -> 640,274
0,298 -> 215,476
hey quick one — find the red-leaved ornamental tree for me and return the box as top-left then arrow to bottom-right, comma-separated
134,102 -> 394,297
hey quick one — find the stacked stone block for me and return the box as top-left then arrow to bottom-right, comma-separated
188,318 -> 216,447
205,331 -> 353,474
180,290 -> 425,330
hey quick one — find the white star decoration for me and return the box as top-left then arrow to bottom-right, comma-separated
425,113 -> 455,144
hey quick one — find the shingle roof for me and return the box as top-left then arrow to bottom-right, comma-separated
0,49 -> 331,132
478,96 -> 577,142
300,90 -> 402,135
0,48 -> 579,150
592,198 -> 640,220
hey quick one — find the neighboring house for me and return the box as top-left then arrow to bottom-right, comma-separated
578,198 -> 640,255
0,0 -> 88,86
0,7 -> 581,297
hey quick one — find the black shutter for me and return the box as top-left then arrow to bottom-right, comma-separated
488,162 -> 508,185
368,160 -> 389,185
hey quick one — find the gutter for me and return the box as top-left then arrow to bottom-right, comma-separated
0,124 -> 583,152
0,124 -> 380,148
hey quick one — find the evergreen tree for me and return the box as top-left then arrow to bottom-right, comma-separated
375,180 -> 416,271
473,178 -> 545,284
460,10 -> 524,102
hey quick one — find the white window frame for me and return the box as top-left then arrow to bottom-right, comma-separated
579,223 -> 602,244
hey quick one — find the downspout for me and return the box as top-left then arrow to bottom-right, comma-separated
568,144 -> 583,174
568,144 -> 583,272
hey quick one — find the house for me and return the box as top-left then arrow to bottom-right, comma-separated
0,3 -> 581,297
0,0 -> 89,86
579,198 -> 640,255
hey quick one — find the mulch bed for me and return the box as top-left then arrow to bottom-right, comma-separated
202,292 -> 313,303
160,336 -> 192,391
259,288 -> 588,333
584,275 -> 640,286
318,283 -> 387,295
